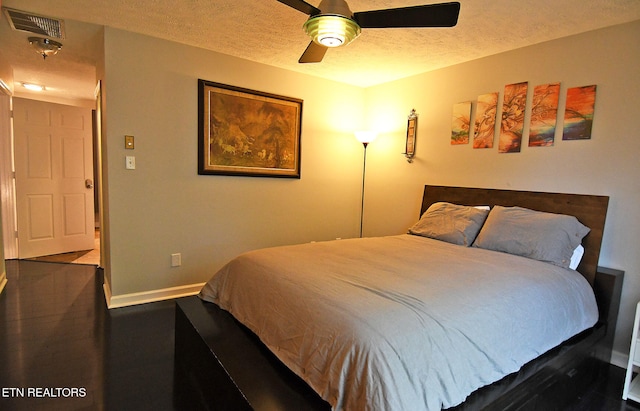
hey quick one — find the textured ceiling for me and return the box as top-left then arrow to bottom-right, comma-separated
2,0 -> 640,102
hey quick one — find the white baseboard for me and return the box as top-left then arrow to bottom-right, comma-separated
0,271 -> 7,295
104,282 -> 205,309
102,280 -> 112,308
611,349 -> 635,370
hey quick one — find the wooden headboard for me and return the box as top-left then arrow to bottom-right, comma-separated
420,185 -> 609,285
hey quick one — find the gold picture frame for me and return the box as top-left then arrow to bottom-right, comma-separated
198,80 -> 302,178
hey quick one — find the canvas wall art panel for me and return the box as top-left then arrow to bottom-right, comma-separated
499,81 -> 528,153
563,85 -> 597,140
451,101 -> 471,145
529,83 -> 560,147
198,80 -> 302,178
473,92 -> 498,149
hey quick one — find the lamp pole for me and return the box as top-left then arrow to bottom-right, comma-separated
354,130 -> 376,238
359,141 -> 369,238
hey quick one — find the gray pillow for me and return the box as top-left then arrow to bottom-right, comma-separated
409,202 -> 489,246
472,206 -> 590,268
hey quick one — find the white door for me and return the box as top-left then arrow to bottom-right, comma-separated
13,98 -> 95,259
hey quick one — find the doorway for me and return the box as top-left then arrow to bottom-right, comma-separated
2,97 -> 101,266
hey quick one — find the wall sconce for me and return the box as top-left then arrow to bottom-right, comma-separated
404,109 -> 418,163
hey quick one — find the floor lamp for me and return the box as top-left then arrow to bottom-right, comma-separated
354,131 -> 377,238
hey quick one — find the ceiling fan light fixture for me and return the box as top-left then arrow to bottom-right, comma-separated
28,37 -> 62,59
303,15 -> 361,48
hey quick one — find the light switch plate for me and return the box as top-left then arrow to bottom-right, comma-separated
125,156 -> 136,169
125,135 -> 135,149
171,253 -> 181,267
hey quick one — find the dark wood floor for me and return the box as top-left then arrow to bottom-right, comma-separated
0,259 -> 639,411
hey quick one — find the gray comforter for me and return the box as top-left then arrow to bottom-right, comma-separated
199,234 -> 598,411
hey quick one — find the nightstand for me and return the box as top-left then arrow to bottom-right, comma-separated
623,302 -> 640,402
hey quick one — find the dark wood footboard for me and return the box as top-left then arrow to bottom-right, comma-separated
174,294 -> 330,411
173,268 -> 623,411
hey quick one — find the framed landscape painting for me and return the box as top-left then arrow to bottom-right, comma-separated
198,80 -> 302,178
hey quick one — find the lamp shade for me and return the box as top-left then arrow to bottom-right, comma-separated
354,130 -> 377,144
303,15 -> 361,48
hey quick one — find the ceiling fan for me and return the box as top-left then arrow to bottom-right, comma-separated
277,0 -> 461,63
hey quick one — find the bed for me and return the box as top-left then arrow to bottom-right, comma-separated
174,185 -> 623,411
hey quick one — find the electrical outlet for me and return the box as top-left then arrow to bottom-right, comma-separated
171,253 -> 181,267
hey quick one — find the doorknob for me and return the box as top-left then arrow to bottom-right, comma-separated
85,179 -> 94,189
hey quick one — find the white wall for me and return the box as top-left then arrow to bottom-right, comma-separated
102,28 -> 366,299
363,21 -> 640,359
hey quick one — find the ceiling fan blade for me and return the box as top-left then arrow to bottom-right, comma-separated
276,0 -> 321,16
299,41 -> 328,63
354,2 -> 460,28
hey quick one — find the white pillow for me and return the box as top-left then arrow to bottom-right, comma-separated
569,245 -> 584,270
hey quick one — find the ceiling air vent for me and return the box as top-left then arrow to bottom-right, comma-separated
3,8 -> 65,39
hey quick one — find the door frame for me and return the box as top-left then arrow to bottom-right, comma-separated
94,81 -> 105,269
0,84 -> 17,259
